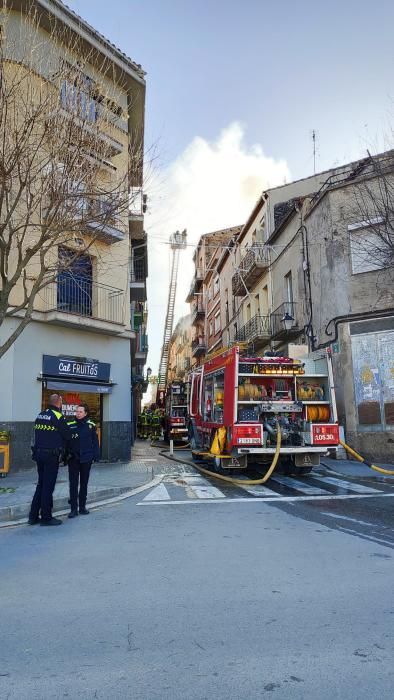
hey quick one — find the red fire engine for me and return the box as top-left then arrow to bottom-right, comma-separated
160,381 -> 189,443
188,346 -> 339,473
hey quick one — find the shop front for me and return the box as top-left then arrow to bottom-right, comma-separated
41,355 -> 113,453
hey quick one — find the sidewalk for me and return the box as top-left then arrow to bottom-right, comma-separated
0,440 -> 163,526
321,455 -> 394,480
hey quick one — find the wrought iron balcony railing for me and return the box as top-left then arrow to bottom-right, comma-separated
43,277 -> 124,324
232,243 -> 270,295
270,302 -> 299,339
236,314 -> 271,343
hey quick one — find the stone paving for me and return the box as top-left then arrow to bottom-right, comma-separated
0,440 -> 172,524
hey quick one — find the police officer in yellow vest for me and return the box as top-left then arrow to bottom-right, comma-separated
66,404 -> 100,518
29,394 -> 71,526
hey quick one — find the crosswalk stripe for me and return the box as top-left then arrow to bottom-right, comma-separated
137,472 -> 393,505
142,483 -> 171,501
239,484 -> 281,498
186,484 -> 225,499
137,493 -> 394,506
314,475 -> 381,494
270,474 -> 330,495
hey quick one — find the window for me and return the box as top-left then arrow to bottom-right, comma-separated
246,303 -> 251,322
57,248 -> 93,316
213,276 -> 220,297
209,320 -> 213,336
262,285 -> 269,315
214,311 -> 221,334
285,271 -> 293,304
348,218 -> 388,274
255,294 -> 260,315
203,370 -> 224,423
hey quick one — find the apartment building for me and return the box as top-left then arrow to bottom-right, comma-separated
0,1 -> 147,469
167,315 -> 193,383
186,226 -> 242,363
266,153 -> 394,460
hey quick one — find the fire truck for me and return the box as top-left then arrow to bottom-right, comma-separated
160,381 -> 189,443
188,346 -> 339,473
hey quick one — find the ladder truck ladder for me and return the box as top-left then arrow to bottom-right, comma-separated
158,230 -> 187,391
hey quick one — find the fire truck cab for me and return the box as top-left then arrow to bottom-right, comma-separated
188,346 -> 339,472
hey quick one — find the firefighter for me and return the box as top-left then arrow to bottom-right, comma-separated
28,393 -> 71,526
151,406 -> 162,441
138,408 -> 149,439
66,403 -> 100,518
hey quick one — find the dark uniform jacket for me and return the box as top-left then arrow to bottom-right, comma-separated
67,416 -> 100,463
33,405 -> 71,456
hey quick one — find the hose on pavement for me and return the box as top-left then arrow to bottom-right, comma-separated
339,439 -> 394,476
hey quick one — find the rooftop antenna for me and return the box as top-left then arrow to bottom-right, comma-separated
311,129 -> 317,174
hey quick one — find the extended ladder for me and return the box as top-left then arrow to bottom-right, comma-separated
158,230 -> 187,390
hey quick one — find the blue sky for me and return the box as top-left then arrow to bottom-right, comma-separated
68,0 -> 394,378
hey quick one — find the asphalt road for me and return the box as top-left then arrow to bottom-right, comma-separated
1,462 -> 393,700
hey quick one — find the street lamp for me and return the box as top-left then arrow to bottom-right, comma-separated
281,312 -> 294,332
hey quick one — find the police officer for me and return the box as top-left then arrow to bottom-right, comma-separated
29,393 -> 71,526
66,403 -> 100,518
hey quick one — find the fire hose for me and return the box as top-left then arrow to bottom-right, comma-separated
160,424 -> 282,486
339,439 -> 394,476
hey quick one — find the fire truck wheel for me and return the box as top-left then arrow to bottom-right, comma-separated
293,466 -> 313,475
278,458 -> 293,476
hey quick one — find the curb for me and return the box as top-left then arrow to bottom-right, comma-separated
0,475 -> 162,529
321,461 -> 394,484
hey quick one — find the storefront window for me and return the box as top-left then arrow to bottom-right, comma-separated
42,388 -> 102,444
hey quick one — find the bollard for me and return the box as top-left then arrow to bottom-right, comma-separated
170,439 -> 174,456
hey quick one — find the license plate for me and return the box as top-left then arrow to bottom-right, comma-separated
295,453 -> 320,467
238,438 -> 260,444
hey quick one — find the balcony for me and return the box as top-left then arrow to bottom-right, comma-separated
236,314 -> 271,344
270,302 -> 300,340
42,277 -> 126,335
232,244 -> 269,296
186,267 -> 204,301
135,327 -> 149,359
191,335 -> 207,357
130,257 -> 147,302
191,298 -> 205,324
84,197 -> 126,244
56,81 -> 124,158
129,188 -> 146,241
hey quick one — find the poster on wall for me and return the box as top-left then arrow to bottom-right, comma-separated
378,332 -> 394,425
351,330 -> 394,427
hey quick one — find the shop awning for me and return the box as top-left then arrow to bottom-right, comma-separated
45,380 -> 112,394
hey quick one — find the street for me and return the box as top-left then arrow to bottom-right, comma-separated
1,458 -> 393,699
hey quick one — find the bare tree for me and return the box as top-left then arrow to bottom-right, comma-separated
0,2 -> 145,357
349,151 -> 394,298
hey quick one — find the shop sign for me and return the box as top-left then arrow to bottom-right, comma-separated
42,355 -> 110,382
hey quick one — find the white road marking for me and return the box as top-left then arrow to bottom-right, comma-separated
142,484 -> 171,501
270,474 -> 330,495
239,485 -> 281,498
137,493 -> 394,506
316,475 -> 381,494
186,484 -> 225,499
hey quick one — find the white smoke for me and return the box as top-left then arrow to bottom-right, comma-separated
145,122 -> 291,374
